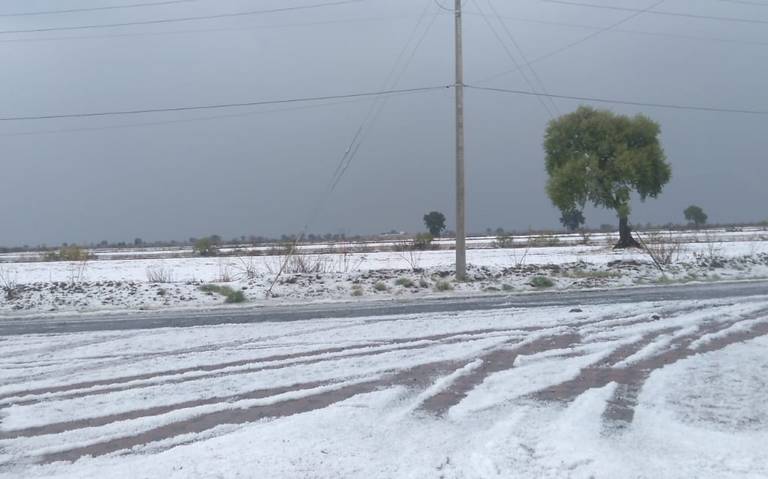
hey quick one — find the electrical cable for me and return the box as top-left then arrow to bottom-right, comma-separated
474,0 -> 665,85
466,84 -> 768,115
0,85 -> 453,122
541,0 -> 768,25
0,0 -> 366,36
472,0 -> 558,117
0,0 -> 203,17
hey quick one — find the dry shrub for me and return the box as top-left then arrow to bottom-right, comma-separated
216,260 -> 234,282
493,234 -> 514,248
46,245 -> 92,262
638,232 -> 684,271
146,265 -> 174,283
66,257 -> 90,284
233,256 -> 259,280
332,244 -> 367,273
285,254 -> 331,274
0,265 -> 18,300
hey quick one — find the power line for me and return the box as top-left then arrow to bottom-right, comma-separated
0,85 -> 453,122
0,14 -> 412,44
0,0 -> 365,36
466,85 -> 768,115
480,14 -> 768,48
473,0 -> 558,117
0,92 -> 431,137
326,0 -> 439,192
541,0 -> 768,25
265,1 -> 442,291
473,0 -> 665,85
0,0 -> 202,18
719,0 -> 768,6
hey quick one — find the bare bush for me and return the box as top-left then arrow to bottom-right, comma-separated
637,232 -> 684,271
233,256 -> 259,280
67,258 -> 89,284
216,260 -> 234,283
0,265 -> 19,300
398,248 -> 423,272
528,235 -> 561,247
330,243 -> 366,273
264,251 -> 332,275
509,239 -> 532,267
701,230 -> 723,260
692,230 -> 725,267
493,234 -> 514,249
146,265 -> 174,283
284,254 -> 331,274
333,250 -> 366,274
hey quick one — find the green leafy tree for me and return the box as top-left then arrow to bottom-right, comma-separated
544,106 -> 671,248
683,205 -> 707,227
423,211 -> 447,238
193,237 -> 219,257
413,233 -> 434,250
559,209 -> 586,232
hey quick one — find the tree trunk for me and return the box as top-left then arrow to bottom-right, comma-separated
615,216 -> 641,249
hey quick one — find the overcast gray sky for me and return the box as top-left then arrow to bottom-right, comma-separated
1,0 -> 767,245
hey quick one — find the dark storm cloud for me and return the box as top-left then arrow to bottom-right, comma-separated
1,0 -> 766,245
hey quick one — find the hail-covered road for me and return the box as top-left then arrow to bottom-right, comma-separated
1,281 -> 767,478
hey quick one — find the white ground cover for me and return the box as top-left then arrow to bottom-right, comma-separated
1,296 -> 767,478
2,230 -> 768,316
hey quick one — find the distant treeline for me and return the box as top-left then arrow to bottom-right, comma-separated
1,221 -> 767,254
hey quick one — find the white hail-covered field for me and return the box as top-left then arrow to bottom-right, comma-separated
1,297 -> 767,478
1,229 -> 768,316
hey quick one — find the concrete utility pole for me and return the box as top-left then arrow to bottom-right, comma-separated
454,0 -> 467,281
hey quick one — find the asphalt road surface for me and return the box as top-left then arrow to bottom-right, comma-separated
1,280 -> 766,336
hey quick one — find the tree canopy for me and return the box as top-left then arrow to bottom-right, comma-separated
559,209 -> 586,232
423,211 -> 446,238
544,106 -> 671,247
684,205 -> 708,227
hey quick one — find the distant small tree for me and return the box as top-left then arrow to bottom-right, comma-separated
134,238 -> 143,246
194,237 -> 219,257
413,233 -> 434,250
423,211 -> 447,238
684,205 -> 708,228
559,209 -> 586,232
45,245 -> 91,262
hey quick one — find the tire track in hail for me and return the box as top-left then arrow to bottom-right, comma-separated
412,302 -> 721,416
5,302 -> 742,464
0,317 -> 416,386
417,333 -> 583,416
36,358 -> 472,464
601,314 -> 768,431
2,304 -> 675,402
1,331 -> 520,434
0,328 -> 522,407
521,307 -> 768,432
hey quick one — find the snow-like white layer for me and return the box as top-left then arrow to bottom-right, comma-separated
2,232 -> 768,317
3,227 -> 765,263
1,296 -> 767,478
4,239 -> 768,284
